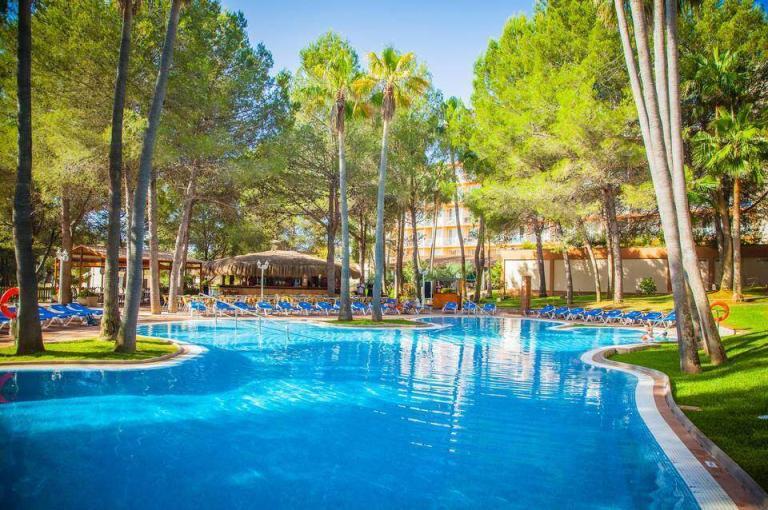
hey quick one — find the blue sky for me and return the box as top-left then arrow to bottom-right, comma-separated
220,0 -> 533,101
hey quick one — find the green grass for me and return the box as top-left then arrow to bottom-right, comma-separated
329,318 -> 425,327
0,337 -> 179,363
610,301 -> 768,489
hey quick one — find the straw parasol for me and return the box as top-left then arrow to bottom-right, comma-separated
205,250 -> 361,279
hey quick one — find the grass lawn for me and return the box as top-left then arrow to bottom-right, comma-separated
0,337 -> 179,363
608,294 -> 768,490
329,318 -> 425,327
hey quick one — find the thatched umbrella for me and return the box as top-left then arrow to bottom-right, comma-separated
205,250 -> 361,279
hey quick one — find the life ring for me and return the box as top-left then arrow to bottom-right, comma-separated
710,300 -> 730,323
0,287 -> 19,320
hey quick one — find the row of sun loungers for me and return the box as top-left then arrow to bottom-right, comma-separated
529,304 -> 676,327
0,303 -> 102,333
441,302 -> 497,315
190,299 -> 431,317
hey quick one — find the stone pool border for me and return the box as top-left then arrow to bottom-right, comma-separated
0,338 -> 205,372
583,344 -> 767,510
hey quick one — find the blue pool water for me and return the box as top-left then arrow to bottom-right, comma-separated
0,317 -> 697,509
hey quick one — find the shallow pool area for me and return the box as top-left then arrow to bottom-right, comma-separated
0,317 -> 699,509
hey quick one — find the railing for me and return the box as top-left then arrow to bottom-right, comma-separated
0,286 -> 55,303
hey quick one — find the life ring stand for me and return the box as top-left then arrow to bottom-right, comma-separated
710,300 -> 730,323
0,287 -> 19,320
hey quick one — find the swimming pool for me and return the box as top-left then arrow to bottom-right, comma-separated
0,317 -> 699,509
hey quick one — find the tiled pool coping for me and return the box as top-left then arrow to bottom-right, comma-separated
583,344 -> 767,510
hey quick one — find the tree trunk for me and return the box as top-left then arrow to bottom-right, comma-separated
326,177 -> 337,296
715,184 -> 733,290
579,221 -> 601,302
623,0 -> 700,373
604,212 -> 613,297
148,166 -> 161,315
371,118 -> 390,321
59,189 -> 73,304
168,166 -> 197,313
101,0 -> 133,340
117,0 -> 183,353
558,223 -> 573,305
451,150 -> 466,283
664,0 -> 726,363
395,212 -> 405,299
732,177 -> 743,301
359,213 -> 367,284
473,215 -> 485,301
603,186 -> 623,303
338,129 -> 353,320
429,191 -> 438,273
533,218 -> 547,297
410,196 -> 422,302
13,0 -> 44,355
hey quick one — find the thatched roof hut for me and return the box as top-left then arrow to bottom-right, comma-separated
205,250 -> 361,279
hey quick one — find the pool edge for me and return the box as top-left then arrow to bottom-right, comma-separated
583,344 -> 767,510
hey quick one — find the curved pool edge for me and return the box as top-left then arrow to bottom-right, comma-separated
583,344 -> 766,510
0,339 -> 206,372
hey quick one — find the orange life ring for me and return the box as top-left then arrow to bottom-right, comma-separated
710,300 -> 730,323
0,287 -> 19,320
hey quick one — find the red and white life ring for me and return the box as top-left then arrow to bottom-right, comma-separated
710,300 -> 730,323
0,287 -> 19,320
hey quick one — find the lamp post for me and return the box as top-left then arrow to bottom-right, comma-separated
56,248 -> 69,303
256,260 -> 269,301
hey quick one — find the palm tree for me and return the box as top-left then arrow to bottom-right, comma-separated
101,0 -> 139,340
13,0 -> 44,355
443,97 -> 469,286
694,107 -> 768,302
116,0 -> 185,353
298,34 -> 366,321
664,0 -> 726,364
611,0 -> 701,373
356,47 -> 428,321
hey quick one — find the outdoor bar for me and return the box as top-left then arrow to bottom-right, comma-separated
205,249 -> 361,296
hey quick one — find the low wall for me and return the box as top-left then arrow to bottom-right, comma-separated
500,245 -> 768,295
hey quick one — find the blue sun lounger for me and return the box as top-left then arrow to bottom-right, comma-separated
582,309 -> 603,321
442,302 -> 458,314
481,303 -> 497,315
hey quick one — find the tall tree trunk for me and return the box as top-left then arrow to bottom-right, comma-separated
473,214 -> 485,301
101,0 -> 134,340
409,194 -> 422,302
59,189 -> 73,304
13,0 -> 44,354
653,0 -> 673,170
623,0 -> 700,373
558,223 -> 573,306
715,184 -> 733,290
395,212 -> 405,299
714,206 -> 724,283
371,119 -> 390,321
168,166 -> 197,313
117,0 -> 183,353
604,212 -> 614,297
579,221 -> 601,302
664,0 -> 725,363
148,166 -> 161,314
326,178 -> 337,296
603,186 -> 623,303
450,150 -> 466,284
533,218 -> 547,297
338,130 -> 352,320
358,213 -> 367,284
732,177 -> 743,301
429,191 -> 438,273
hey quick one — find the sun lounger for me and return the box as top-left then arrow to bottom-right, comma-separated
67,303 -> 103,316
582,309 -> 603,321
565,307 -> 585,320
463,301 -> 479,315
620,311 -> 644,325
481,303 -> 497,315
442,302 -> 458,314
257,301 -> 274,315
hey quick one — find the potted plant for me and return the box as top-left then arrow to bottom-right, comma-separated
77,288 -> 98,307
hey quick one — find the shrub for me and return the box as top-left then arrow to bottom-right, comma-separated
637,277 -> 657,295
